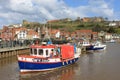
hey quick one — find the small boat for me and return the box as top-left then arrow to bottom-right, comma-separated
105,39 -> 116,43
78,39 -> 91,47
17,42 -> 81,73
86,41 -> 106,51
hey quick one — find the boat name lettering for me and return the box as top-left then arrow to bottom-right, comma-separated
32,58 -> 49,62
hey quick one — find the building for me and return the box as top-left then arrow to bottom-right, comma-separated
82,17 -> 104,22
82,17 -> 91,22
27,29 -> 39,39
1,26 -> 14,41
75,29 -> 98,40
47,20 -> 60,23
108,21 -> 120,28
0,26 -> 39,41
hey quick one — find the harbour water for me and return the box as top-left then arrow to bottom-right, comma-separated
0,42 -> 120,80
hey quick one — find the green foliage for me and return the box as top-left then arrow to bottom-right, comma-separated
115,28 -> 120,34
65,26 -> 76,32
76,24 -> 84,29
23,20 -> 119,34
107,27 -> 116,33
92,24 -> 102,32
51,24 -> 64,29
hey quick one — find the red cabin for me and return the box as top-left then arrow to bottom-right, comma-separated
61,45 -> 74,59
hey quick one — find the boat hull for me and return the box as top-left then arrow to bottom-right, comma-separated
18,58 -> 79,73
86,45 -> 106,51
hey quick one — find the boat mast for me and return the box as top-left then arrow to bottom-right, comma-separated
42,23 -> 52,44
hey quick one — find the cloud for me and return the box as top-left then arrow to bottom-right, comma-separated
0,0 -> 66,26
0,0 -> 118,28
88,0 -> 114,17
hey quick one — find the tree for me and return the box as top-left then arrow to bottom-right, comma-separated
92,24 -> 102,32
76,24 -> 85,29
107,27 -> 115,33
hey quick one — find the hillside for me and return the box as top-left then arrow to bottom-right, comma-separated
22,20 -> 120,34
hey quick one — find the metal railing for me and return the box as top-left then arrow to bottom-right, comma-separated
0,40 -> 32,49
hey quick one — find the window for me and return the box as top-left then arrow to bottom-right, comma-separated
30,49 -> 33,54
46,50 -> 48,56
34,49 -> 37,55
23,34 -> 25,37
39,49 -> 43,55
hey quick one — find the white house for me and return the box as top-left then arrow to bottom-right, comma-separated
105,33 -> 112,40
16,30 -> 27,40
109,22 -> 117,26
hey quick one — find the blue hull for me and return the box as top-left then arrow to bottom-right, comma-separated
18,58 -> 79,72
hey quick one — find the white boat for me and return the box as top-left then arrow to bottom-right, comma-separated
105,39 -> 116,43
86,41 -> 106,51
78,39 -> 91,47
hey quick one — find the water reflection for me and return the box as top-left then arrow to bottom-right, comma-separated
79,50 -> 107,80
0,56 -> 19,80
20,63 -> 80,80
0,56 -> 17,68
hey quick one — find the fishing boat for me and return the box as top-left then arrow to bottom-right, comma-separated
86,41 -> 106,51
17,42 -> 81,73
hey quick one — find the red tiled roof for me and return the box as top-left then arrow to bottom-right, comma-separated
92,32 -> 98,34
51,29 -> 60,34
28,29 -> 38,36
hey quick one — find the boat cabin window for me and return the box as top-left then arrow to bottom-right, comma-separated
51,49 -> 54,51
30,49 -> 32,54
46,50 -> 48,56
39,49 -> 43,55
34,49 -> 37,55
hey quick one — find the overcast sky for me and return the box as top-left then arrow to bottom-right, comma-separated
0,0 -> 120,28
